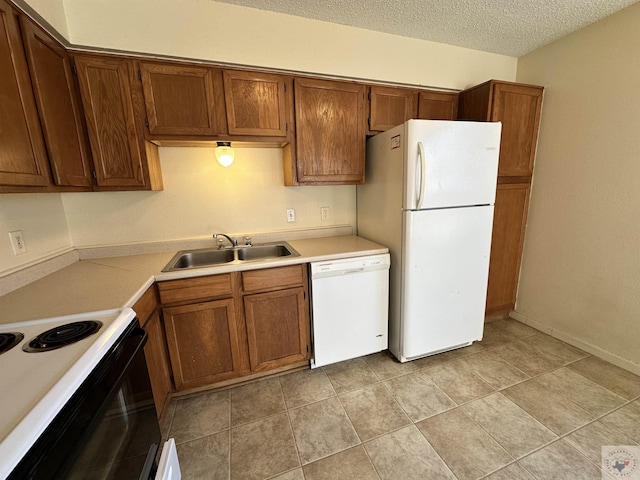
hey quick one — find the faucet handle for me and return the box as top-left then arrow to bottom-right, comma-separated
243,236 -> 252,246
216,237 -> 225,249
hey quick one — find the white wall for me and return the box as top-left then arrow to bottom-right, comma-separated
516,3 -> 640,368
20,0 -> 69,38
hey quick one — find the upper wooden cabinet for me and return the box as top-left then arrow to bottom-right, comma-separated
368,85 -> 417,133
223,70 -> 291,137
0,0 -> 51,189
417,90 -> 459,121
139,62 -> 223,136
20,16 -> 93,189
74,54 -> 162,190
458,80 -> 543,177
287,77 -> 366,185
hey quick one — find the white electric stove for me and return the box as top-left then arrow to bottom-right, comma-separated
0,308 -> 136,478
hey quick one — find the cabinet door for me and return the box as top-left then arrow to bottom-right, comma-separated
417,90 -> 459,120
490,83 -> 543,177
163,299 -> 242,390
293,77 -> 366,184
140,62 -> 221,136
144,310 -> 173,418
223,70 -> 290,137
368,85 -> 417,132
244,287 -> 310,372
20,17 -> 93,188
486,182 -> 531,314
75,55 -> 159,189
0,0 -> 50,187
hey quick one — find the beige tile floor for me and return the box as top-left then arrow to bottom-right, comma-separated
162,319 -> 640,480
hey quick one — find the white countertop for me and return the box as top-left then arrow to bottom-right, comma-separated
0,235 -> 387,325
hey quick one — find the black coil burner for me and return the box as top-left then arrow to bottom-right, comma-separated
23,321 -> 103,353
0,332 -> 24,355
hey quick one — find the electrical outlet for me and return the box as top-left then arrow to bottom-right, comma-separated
321,206 -> 330,221
9,230 -> 26,255
286,209 -> 296,222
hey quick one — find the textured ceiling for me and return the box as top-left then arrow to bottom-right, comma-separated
213,0 -> 639,56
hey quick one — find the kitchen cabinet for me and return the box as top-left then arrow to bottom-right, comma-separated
368,85 -> 418,133
74,54 -> 163,190
133,286 -> 173,419
157,265 -> 310,391
417,90 -> 459,120
286,77 -> 366,185
242,265 -> 310,372
20,16 -> 93,189
458,80 -> 543,317
0,0 -> 51,189
139,62 -> 224,136
223,69 -> 292,137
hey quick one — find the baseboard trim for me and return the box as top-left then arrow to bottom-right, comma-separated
509,310 -> 640,377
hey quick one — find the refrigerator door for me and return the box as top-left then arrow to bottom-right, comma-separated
403,120 -> 501,210
400,206 -> 493,360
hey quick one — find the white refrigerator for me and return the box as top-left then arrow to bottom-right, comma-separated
357,119 -> 501,362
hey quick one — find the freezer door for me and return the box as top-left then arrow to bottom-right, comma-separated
400,206 -> 493,360
404,120 -> 501,210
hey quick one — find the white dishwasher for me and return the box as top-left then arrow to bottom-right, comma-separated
310,253 -> 390,368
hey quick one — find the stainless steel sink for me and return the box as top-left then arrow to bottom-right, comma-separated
162,242 -> 299,272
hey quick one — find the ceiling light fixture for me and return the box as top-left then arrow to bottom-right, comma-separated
215,141 -> 234,167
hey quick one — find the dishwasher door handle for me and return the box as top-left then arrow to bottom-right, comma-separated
341,268 -> 365,275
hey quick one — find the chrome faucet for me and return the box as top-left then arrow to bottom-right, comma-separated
213,233 -> 237,249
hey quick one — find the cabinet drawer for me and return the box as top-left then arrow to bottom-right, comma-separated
242,265 -> 304,293
158,273 -> 233,305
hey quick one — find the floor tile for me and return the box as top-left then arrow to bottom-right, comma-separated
302,445 -> 379,480
323,357 -> 380,393
170,390 -> 230,444
339,383 -> 411,441
231,377 -> 286,426
503,380 -> 595,435
462,392 -> 557,458
535,367 -> 627,416
565,420 -> 639,465
268,469 -> 304,480
480,319 -> 537,349
526,334 -> 589,364
176,430 -> 229,480
518,440 -> 604,480
411,351 -> 456,369
416,407 -> 513,480
458,351 -> 530,389
599,400 -> 640,443
230,413 -> 300,480
424,361 -> 495,404
288,396 -> 360,464
383,370 -> 456,422
364,425 -> 456,480
279,368 -> 335,409
482,462 -> 536,479
567,357 -> 640,400
363,350 -> 418,379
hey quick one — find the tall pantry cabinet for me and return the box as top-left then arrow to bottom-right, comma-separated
458,80 -> 544,317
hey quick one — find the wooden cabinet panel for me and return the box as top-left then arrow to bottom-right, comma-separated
140,62 -> 221,136
20,16 -> 92,188
486,183 -> 531,313
74,54 -> 162,190
241,265 -> 304,293
163,299 -> 243,389
244,287 -> 310,372
144,310 -> 173,418
417,90 -> 459,120
157,273 -> 234,305
0,0 -> 50,188
290,77 -> 366,185
223,70 -> 290,137
368,85 -> 417,133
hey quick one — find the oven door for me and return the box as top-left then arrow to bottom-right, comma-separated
9,320 -> 163,480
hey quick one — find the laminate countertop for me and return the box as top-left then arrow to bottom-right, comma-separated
0,235 -> 388,325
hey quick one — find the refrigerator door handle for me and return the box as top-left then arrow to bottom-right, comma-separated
416,141 -> 426,209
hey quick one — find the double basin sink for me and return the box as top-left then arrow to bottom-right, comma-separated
162,242 -> 300,272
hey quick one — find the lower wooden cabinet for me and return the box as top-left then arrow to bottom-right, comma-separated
486,182 -> 531,314
158,264 -> 311,392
